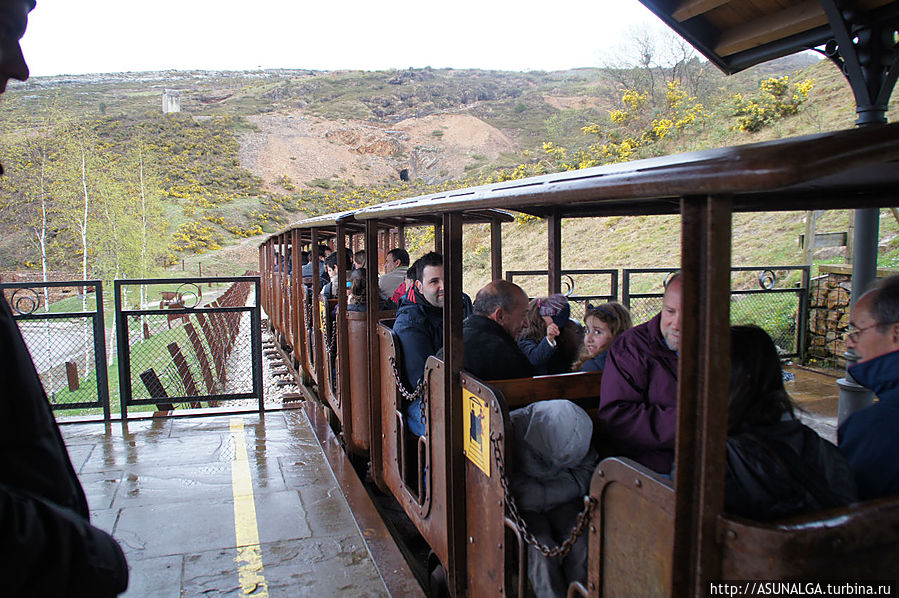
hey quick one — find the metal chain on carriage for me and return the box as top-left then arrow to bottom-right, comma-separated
387,356 -> 429,426
323,315 -> 337,358
490,432 -> 596,558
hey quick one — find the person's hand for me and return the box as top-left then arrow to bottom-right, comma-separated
546,322 -> 560,342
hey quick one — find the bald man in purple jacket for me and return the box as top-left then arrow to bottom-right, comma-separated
598,275 -> 682,475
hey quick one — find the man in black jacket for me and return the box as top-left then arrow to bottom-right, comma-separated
0,1 -> 129,594
463,280 -> 534,381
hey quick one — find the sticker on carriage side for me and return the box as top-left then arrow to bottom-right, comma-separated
463,389 -> 490,476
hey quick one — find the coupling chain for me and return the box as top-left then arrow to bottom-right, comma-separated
490,432 -> 595,559
387,356 -> 428,425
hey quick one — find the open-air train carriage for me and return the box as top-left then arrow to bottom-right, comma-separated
259,121 -> 899,597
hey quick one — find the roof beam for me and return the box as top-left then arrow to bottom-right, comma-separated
672,0 -> 730,22
714,0 -> 827,56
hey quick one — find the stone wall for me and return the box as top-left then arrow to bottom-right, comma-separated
808,264 -> 898,368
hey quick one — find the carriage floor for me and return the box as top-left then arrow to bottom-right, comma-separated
60,407 -> 419,597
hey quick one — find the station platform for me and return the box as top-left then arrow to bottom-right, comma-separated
60,408 -> 420,597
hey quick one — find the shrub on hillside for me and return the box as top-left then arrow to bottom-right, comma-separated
732,76 -> 814,132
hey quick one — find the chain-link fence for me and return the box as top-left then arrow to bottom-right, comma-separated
506,269 -> 619,323
0,281 -> 111,418
506,266 -> 810,358
621,267 -> 810,357
114,276 -> 263,417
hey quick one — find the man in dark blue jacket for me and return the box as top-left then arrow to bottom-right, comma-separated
839,274 -> 899,500
0,3 -> 129,593
393,252 -> 471,435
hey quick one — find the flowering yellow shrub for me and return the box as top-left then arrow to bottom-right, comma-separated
732,76 -> 814,132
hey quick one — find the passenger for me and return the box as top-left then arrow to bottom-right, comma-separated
346,268 -> 392,313
517,294 -> 582,375
378,248 -> 409,300
573,302 -> 632,372
391,260 -> 417,305
598,273 -> 681,474
509,400 -> 598,598
301,244 -> 330,287
352,249 -> 366,271
838,274 -> 899,499
0,1 -> 129,593
320,248 -> 352,301
462,280 -> 534,381
301,250 -> 310,267
725,326 -> 857,520
393,252 -> 472,436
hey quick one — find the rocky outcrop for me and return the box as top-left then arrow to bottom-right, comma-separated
324,128 -> 405,156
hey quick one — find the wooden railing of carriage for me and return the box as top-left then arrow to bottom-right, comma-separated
318,295 -> 393,455
374,319 -> 609,597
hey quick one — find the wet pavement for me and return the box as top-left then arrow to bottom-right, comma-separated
61,409 -> 394,597
785,366 -> 840,442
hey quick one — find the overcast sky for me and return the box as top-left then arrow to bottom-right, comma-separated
21,0 -> 664,77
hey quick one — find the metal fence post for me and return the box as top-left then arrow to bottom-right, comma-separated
114,280 -> 131,419
622,269 -> 631,309
251,277 -> 264,412
798,266 -> 811,362
92,280 -> 111,420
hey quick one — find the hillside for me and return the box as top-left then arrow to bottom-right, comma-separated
0,53 -> 896,283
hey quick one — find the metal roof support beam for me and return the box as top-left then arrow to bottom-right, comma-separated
822,0 -> 897,417
442,212 -> 467,596
671,194 -> 732,596
819,0 -> 899,126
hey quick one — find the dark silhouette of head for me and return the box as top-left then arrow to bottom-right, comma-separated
728,325 -> 796,433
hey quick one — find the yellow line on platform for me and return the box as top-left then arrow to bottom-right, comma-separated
230,418 -> 269,597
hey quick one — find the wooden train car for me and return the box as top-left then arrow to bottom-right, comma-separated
260,122 -> 899,597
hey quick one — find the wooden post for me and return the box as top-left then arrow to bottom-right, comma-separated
310,228 -> 324,390
548,210 -> 562,295
336,222 -> 352,440
442,211 -> 466,596
65,361 -> 79,392
803,210 -> 816,266
490,219 -> 503,282
671,195 -> 732,596
365,219 -> 385,489
291,228 -> 305,370
434,223 -> 443,253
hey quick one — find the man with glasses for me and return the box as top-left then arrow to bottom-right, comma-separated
838,274 -> 899,499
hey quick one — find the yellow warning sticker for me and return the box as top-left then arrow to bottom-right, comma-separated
463,389 -> 490,477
